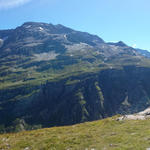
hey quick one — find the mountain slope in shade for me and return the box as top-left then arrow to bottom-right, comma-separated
1,22 -> 150,132
135,48 -> 150,58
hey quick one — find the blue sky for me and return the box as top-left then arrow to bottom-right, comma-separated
0,0 -> 150,50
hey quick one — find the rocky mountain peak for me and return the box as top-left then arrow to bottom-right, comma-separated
20,22 -> 74,34
107,41 -> 127,47
117,41 -> 127,47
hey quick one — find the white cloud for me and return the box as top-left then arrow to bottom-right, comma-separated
0,0 -> 32,9
132,44 -> 137,48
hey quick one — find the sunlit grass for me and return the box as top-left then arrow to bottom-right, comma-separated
1,117 -> 150,150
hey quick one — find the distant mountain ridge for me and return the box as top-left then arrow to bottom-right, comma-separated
0,22 -> 150,133
107,41 -> 127,47
135,48 -> 150,58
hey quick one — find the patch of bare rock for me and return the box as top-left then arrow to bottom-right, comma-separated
117,107 -> 150,121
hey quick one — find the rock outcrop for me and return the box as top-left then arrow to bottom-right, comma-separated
117,107 -> 150,121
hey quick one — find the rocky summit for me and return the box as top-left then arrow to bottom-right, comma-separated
0,22 -> 150,132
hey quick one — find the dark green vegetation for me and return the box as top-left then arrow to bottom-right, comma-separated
1,117 -> 150,150
0,22 -> 150,132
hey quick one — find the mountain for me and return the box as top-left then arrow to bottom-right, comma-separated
0,116 -> 150,150
135,48 -> 150,58
1,22 -> 150,132
107,41 -> 127,47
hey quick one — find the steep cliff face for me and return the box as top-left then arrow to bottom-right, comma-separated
1,66 -> 150,132
32,66 -> 150,126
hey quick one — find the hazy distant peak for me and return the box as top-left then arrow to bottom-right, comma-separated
22,21 -> 48,26
107,41 -> 127,47
117,41 -> 127,46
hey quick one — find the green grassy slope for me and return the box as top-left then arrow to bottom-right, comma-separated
1,116 -> 150,150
